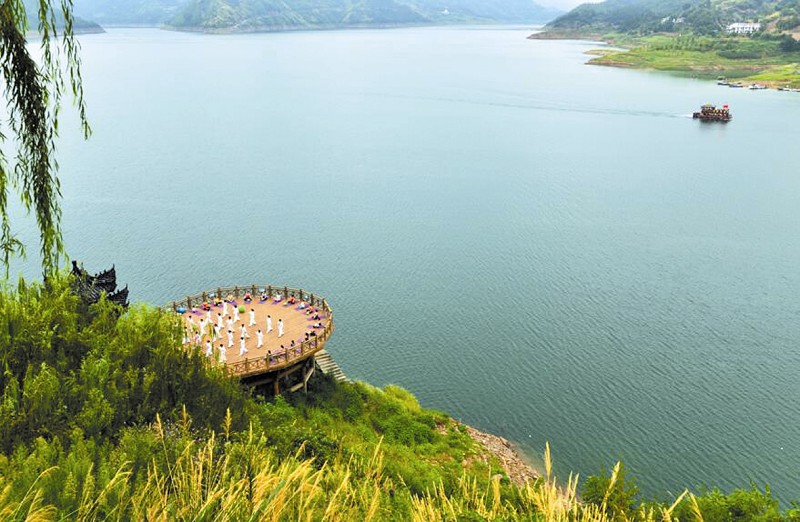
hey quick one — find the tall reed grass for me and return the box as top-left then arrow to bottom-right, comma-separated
1,428 -> 699,522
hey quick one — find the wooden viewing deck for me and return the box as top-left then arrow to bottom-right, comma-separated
173,285 -> 334,390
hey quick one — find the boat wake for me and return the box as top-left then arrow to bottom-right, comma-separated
360,91 -> 687,119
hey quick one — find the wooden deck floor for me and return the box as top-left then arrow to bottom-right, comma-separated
181,297 -> 331,371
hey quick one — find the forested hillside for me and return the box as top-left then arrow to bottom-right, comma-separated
167,0 -> 561,32
72,0 -> 187,25
547,0 -> 800,35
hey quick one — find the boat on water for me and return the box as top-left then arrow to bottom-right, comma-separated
717,77 -> 729,86
729,82 -> 744,88
693,103 -> 732,122
748,83 -> 767,90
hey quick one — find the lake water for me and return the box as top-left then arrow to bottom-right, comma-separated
11,26 -> 800,502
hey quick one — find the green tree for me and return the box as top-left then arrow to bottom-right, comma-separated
0,0 -> 89,275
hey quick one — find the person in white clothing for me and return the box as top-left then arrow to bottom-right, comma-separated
226,315 -> 233,329
227,329 -> 234,348
233,307 -> 240,323
213,324 -> 221,341
222,301 -> 228,316
205,309 -> 211,322
266,315 -> 273,333
217,313 -> 223,329
256,329 -> 263,348
249,308 -> 256,326
218,343 -> 227,364
277,318 -> 284,338
240,324 -> 249,339
239,336 -> 247,356
205,340 -> 213,357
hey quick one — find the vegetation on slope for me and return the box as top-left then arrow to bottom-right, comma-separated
72,0 -> 186,26
545,0 -> 800,36
0,274 -> 798,520
531,0 -> 800,84
0,274 -> 516,519
166,0 -> 561,33
584,33 -> 800,85
71,0 -> 562,28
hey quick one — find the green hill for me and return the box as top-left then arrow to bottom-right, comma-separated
22,1 -> 105,33
72,0 -> 187,26
534,0 -> 800,87
545,0 -> 800,35
167,0 -> 562,33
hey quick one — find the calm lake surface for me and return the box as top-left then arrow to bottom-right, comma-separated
12,26 -> 800,501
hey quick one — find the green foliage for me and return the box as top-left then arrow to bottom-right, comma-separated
779,34 -> 800,51
582,462 -> 639,521
547,0 -> 800,38
0,0 -> 90,275
167,0 -> 559,32
0,274 -> 248,453
72,0 -> 186,25
586,32 -> 800,85
672,484 -> 786,522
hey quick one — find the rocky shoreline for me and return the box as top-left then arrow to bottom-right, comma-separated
465,424 -> 540,486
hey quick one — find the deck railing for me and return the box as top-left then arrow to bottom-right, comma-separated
171,285 -> 334,378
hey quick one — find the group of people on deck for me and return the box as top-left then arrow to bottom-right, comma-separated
182,293 -> 325,365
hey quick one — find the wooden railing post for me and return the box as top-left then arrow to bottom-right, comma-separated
284,286 -> 289,299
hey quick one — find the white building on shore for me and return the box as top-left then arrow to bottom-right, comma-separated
727,22 -> 761,34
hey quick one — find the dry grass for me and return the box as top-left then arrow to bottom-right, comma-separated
1,428 -> 701,522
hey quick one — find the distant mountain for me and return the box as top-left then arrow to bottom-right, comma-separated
545,0 -> 800,35
71,16 -> 106,34
72,0 -> 186,26
23,1 -> 105,33
167,0 -> 563,33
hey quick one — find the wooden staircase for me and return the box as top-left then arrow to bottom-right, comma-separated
315,349 -> 349,382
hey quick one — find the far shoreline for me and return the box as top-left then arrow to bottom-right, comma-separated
161,21 -> 550,36
527,30 -> 800,90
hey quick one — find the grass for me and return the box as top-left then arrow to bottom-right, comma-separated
583,34 -> 800,85
0,430 -> 701,522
